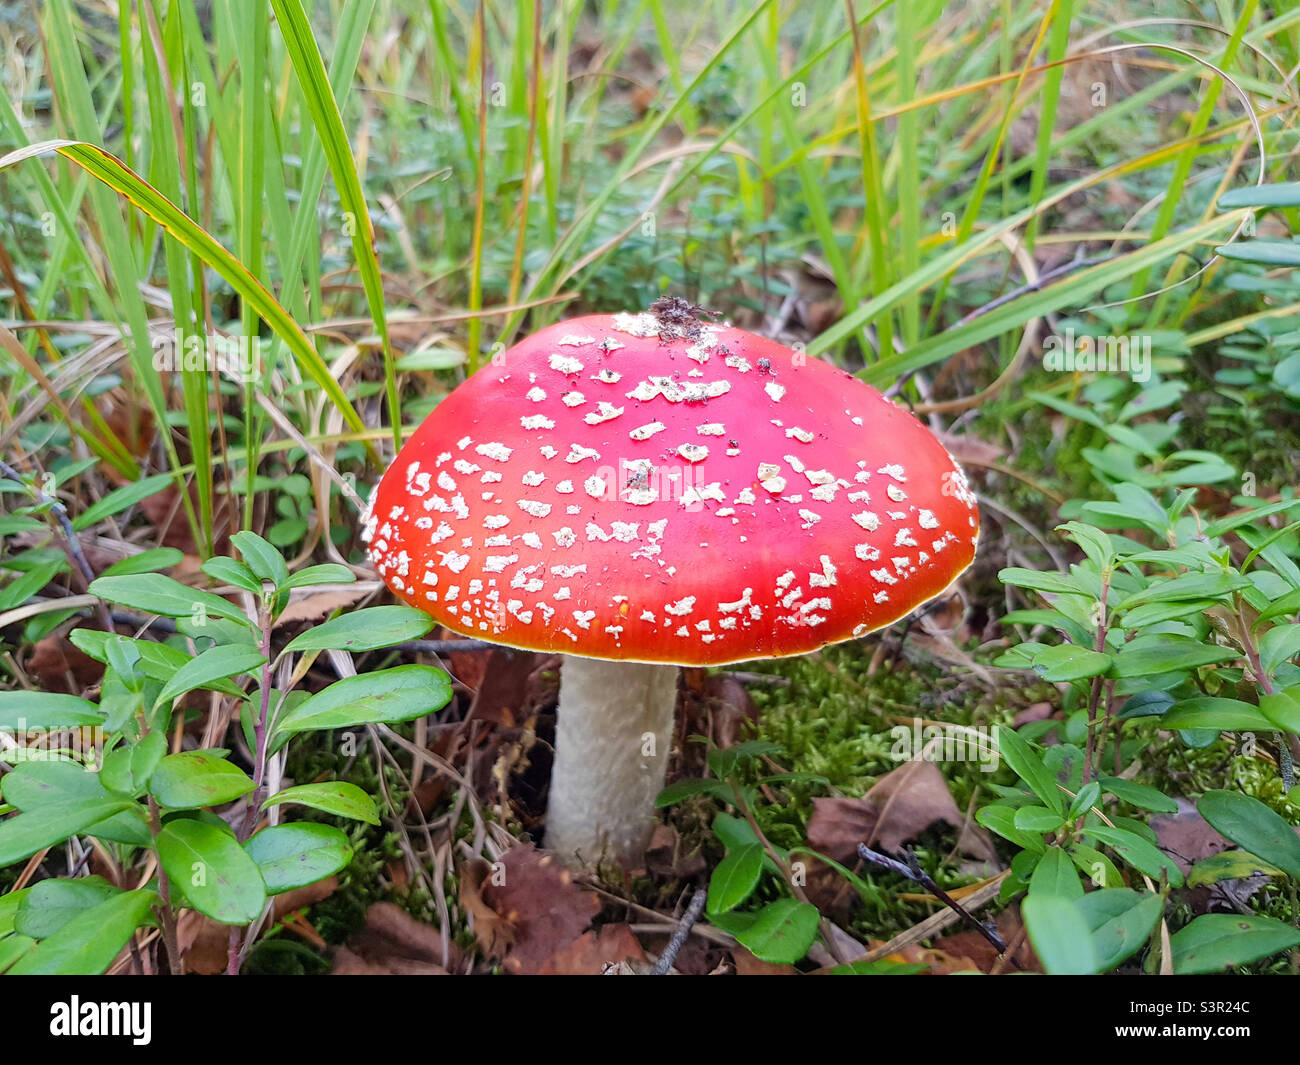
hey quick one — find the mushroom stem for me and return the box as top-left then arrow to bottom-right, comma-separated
546,655 -> 678,866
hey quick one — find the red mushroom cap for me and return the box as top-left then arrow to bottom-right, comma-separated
363,309 -> 979,666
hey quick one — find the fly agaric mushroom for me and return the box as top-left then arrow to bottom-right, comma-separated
363,298 -> 979,865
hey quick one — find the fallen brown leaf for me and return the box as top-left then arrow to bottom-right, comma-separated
732,947 -> 797,975
481,846 -> 601,974
457,857 -> 516,960
330,901 -> 458,975
536,924 -> 646,975
806,762 -> 998,867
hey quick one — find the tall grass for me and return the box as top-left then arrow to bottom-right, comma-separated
0,0 -> 1295,561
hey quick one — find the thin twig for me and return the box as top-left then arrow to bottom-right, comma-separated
0,458 -> 113,633
857,843 -> 1006,954
651,888 -> 708,975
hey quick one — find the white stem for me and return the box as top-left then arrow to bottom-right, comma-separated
546,656 -> 678,865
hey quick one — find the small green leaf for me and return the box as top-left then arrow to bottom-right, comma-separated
156,819 -> 266,925
1171,914 -> 1300,973
99,730 -> 167,796
1076,889 -> 1163,972
1214,240 -> 1300,267
0,800 -> 137,865
244,822 -> 353,894
1031,644 -> 1112,682
89,573 -> 252,627
69,630 -> 246,697
733,899 -> 819,964
1015,806 -> 1066,833
1069,781 -> 1101,820
274,665 -> 452,736
1161,697 -> 1273,732
1260,626 -> 1300,675
14,876 -> 121,939
996,727 -> 1065,814
149,752 -> 255,810
976,804 -> 1046,854
72,474 -> 172,531
1082,825 -> 1184,887
655,778 -> 730,807
230,531 -> 290,587
283,605 -> 435,654
1028,847 -> 1082,898
706,844 -> 763,915
1057,521 -> 1113,570
1259,691 -> 1300,735
0,762 -> 149,845
708,740 -> 783,779
1218,182 -> 1300,208
263,781 -> 379,825
200,556 -> 263,594
1066,843 -> 1124,888
155,644 -> 266,706
100,548 -> 185,577
998,567 -> 1090,597
1197,790 -> 1300,879
1022,895 -> 1098,974
1110,639 -> 1239,678
282,564 -> 356,590
7,890 -> 158,975
1100,777 -> 1177,814
1113,572 -> 1250,611
0,691 -> 103,732
1188,849 -> 1286,887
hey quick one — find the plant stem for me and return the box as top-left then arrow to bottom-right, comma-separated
1238,600 -> 1296,790
147,796 -> 183,975
1083,570 -> 1112,786
228,596 -> 274,975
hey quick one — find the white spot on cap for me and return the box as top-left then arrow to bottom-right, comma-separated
584,401 -> 624,425
809,555 -> 837,588
565,443 -> 601,464
475,442 -> 513,462
518,500 -> 552,518
765,382 -> 786,402
549,354 -> 584,374
852,511 -> 881,532
520,414 -> 555,430
678,443 -> 709,463
611,311 -> 660,337
629,421 -> 666,441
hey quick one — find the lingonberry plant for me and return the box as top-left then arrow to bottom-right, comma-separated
0,532 -> 450,974
987,471 -> 1300,973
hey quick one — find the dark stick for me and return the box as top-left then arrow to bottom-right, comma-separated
651,887 -> 708,975
857,842 -> 1006,955
0,458 -> 114,633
